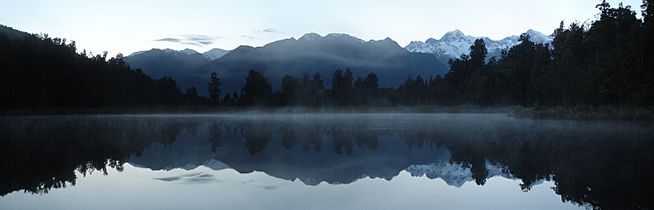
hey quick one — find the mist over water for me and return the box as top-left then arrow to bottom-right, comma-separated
1,113 -> 652,210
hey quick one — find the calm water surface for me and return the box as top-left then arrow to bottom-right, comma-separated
0,113 -> 652,210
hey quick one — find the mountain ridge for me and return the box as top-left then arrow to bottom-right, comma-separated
405,29 -> 553,64
195,33 -> 448,94
124,30 -> 552,94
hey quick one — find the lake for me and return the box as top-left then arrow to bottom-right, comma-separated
0,113 -> 652,210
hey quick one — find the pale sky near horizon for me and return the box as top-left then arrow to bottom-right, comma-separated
0,0 -> 644,56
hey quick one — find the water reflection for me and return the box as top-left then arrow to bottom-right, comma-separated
0,113 -> 652,209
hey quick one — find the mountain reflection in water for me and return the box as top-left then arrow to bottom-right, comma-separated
1,113 -> 652,210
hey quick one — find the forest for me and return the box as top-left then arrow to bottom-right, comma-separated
1,0 -> 652,109
0,31 -> 205,109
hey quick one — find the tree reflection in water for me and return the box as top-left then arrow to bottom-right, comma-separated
0,114 -> 652,210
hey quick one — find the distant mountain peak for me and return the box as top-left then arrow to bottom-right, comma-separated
128,50 -> 147,57
405,29 -> 554,65
298,32 -> 322,41
132,48 -> 204,57
295,32 -> 369,44
522,29 -> 552,43
425,38 -> 438,44
124,48 -> 212,91
162,48 -> 177,53
526,29 -> 540,34
441,29 -> 467,40
325,33 -> 365,43
180,48 -> 200,55
367,37 -> 402,49
233,45 -> 255,50
197,32 -> 448,94
202,48 -> 229,60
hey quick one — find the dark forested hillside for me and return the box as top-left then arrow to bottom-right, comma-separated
0,25 -> 29,40
196,33 -> 448,93
0,26 -> 205,109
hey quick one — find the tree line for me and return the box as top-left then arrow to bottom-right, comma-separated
1,0 -> 652,109
206,0 -> 654,107
0,31 -> 205,109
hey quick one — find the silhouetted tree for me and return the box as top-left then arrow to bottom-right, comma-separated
331,69 -> 354,105
470,39 -> 487,71
363,73 -> 379,90
281,74 -> 300,105
239,70 -> 272,106
208,72 -> 221,106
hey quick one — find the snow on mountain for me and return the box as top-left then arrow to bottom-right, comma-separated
406,161 -> 473,187
405,161 -> 516,187
202,48 -> 230,60
524,29 -> 553,44
406,29 -> 553,63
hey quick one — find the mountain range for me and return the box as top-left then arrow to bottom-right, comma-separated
124,48 -> 229,91
125,30 -> 552,94
2,23 -> 553,96
405,29 -> 553,64
194,33 -> 448,93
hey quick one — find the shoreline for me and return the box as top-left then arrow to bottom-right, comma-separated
514,106 -> 654,122
2,105 -> 653,121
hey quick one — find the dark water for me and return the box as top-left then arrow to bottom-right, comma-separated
0,113 -> 652,210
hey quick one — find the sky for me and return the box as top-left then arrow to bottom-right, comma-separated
0,0 -> 644,56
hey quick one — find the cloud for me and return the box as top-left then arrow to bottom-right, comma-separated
254,28 -> 285,35
153,172 -> 221,184
154,38 -> 182,42
238,28 -> 284,40
154,176 -> 181,181
254,183 -> 288,191
240,35 -> 256,39
154,35 -> 220,46
259,28 -> 284,34
179,42 -> 204,47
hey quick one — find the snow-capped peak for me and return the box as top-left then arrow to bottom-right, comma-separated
523,29 -> 553,44
404,41 -> 432,54
405,29 -> 554,63
441,29 -> 467,41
